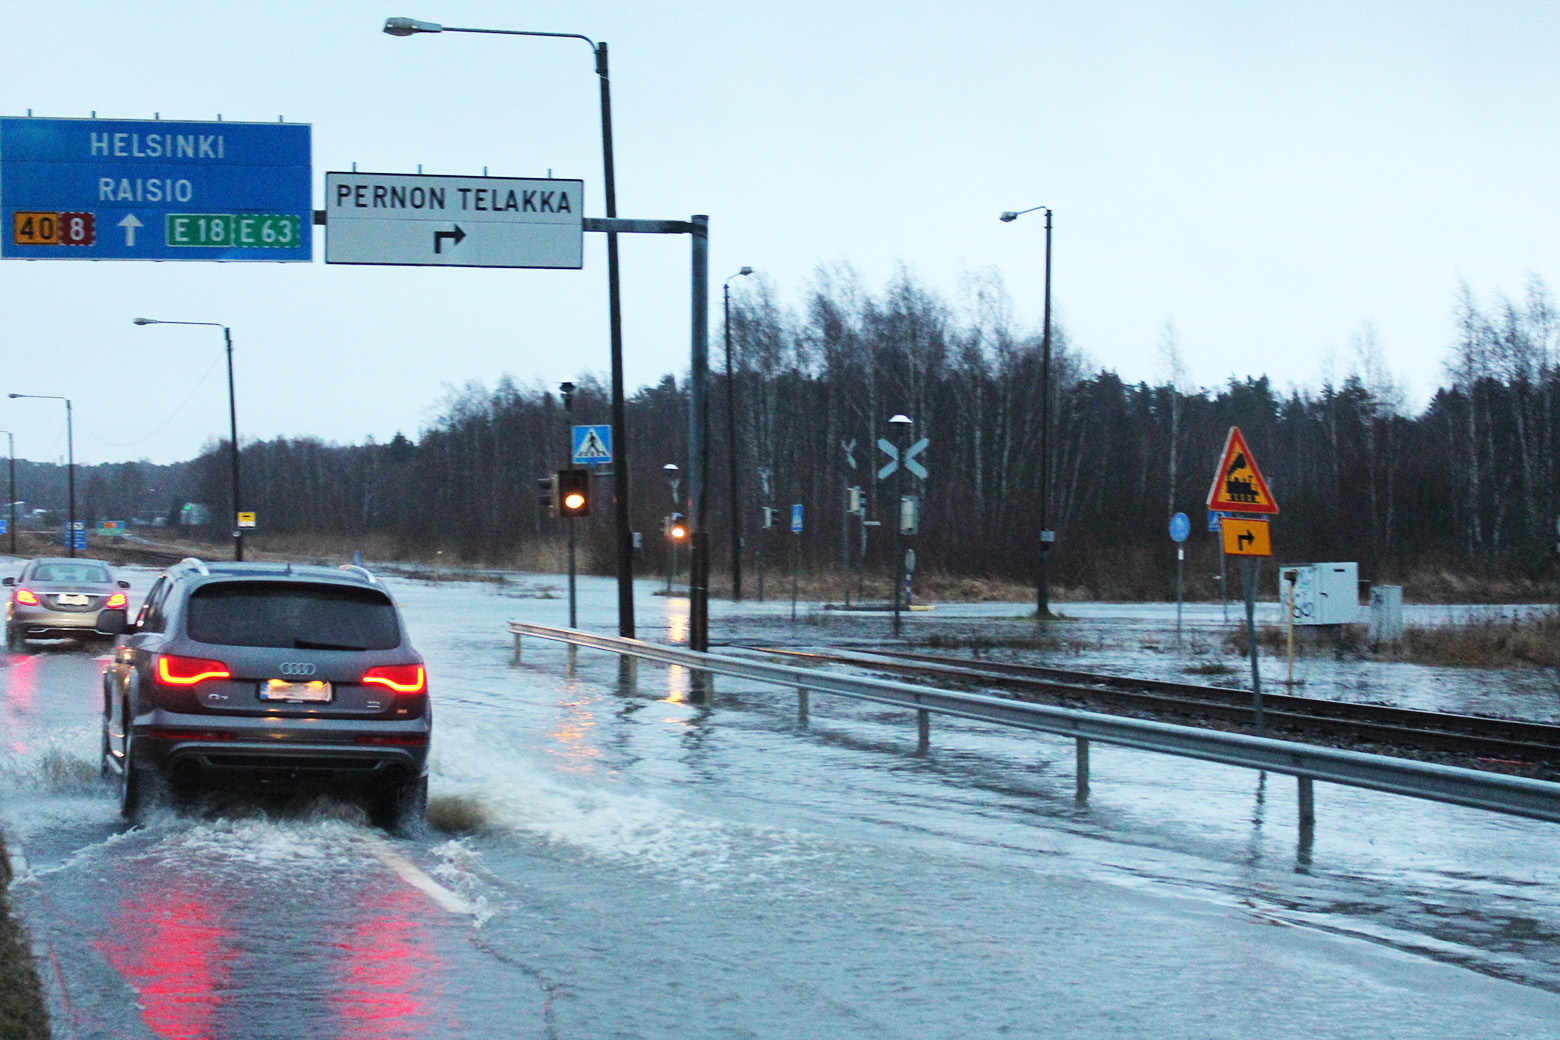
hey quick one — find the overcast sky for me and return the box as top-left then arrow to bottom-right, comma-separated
2,1 -> 1557,466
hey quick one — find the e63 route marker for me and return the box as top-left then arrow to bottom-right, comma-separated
1220,517 -> 1272,557
1,116 -> 312,261
324,172 -> 583,269
1206,426 -> 1279,514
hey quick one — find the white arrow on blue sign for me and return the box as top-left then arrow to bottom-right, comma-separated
1169,512 -> 1190,543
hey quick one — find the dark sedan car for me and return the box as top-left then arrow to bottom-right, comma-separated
4,557 -> 130,650
101,558 -> 430,830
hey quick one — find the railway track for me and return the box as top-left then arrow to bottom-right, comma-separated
751,646 -> 1560,770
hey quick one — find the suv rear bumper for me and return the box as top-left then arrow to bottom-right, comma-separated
11,607 -> 119,638
132,711 -> 430,792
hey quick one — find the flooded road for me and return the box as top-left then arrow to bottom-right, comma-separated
4,568 -> 1560,1038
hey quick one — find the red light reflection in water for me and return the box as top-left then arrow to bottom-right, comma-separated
329,884 -> 442,1039
98,890 -> 233,1040
2,654 -> 42,752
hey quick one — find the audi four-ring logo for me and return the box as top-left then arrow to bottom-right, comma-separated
278,662 -> 317,677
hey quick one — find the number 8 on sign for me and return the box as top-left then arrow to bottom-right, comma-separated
61,212 -> 96,246
11,211 -> 94,246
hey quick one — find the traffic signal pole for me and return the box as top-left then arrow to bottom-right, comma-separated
568,515 -> 578,628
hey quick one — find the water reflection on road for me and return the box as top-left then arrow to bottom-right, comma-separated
2,571 -> 1558,1039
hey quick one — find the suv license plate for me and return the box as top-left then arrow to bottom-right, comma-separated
57,594 -> 89,605
261,679 -> 333,703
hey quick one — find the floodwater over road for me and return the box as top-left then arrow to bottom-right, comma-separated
3,566 -> 1559,1038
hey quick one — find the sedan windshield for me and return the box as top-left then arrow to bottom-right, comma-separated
187,582 -> 402,650
31,563 -> 111,583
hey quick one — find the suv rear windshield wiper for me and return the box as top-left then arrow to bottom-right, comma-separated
293,638 -> 368,651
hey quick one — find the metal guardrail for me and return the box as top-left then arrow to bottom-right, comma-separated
508,622 -> 1560,827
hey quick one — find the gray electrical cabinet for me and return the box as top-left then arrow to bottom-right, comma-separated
1280,562 -> 1359,625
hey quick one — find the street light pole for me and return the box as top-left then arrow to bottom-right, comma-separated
723,267 -> 753,601
384,16 -> 637,637
7,396 -> 73,557
0,431 -> 14,556
134,319 -> 243,561
1000,205 -> 1055,618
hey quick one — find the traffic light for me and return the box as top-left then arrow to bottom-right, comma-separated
761,506 -> 778,529
536,474 -> 559,515
847,486 -> 863,515
668,512 -> 687,540
558,469 -> 589,517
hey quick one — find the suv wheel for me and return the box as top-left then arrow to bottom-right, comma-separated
119,728 -> 147,822
371,775 -> 427,833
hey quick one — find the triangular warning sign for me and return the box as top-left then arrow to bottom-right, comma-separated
574,429 -> 611,461
1206,426 -> 1279,514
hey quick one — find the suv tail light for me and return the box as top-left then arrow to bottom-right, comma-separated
156,654 -> 232,686
106,592 -> 128,609
15,589 -> 37,605
361,664 -> 426,694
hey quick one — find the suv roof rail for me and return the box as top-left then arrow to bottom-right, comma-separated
337,564 -> 378,585
176,557 -> 210,576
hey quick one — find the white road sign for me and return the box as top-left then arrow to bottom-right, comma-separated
324,172 -> 583,269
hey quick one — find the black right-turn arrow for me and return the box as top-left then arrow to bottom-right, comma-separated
434,225 -> 466,253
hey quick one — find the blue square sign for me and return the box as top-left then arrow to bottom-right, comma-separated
1,116 -> 312,261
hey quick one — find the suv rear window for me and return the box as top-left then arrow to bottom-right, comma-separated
186,581 -> 402,650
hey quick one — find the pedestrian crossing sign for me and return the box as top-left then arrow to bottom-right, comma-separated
572,424 -> 613,464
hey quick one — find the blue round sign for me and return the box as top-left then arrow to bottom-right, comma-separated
1169,512 -> 1190,543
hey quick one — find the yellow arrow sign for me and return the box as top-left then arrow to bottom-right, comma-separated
1220,517 -> 1271,557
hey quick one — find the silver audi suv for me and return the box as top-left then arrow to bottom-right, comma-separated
101,558 -> 430,829
4,556 -> 131,650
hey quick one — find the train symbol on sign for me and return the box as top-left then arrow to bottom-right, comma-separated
1223,452 -> 1261,504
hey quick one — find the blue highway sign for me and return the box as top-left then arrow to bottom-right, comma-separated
1169,512 -> 1191,543
572,424 -> 613,464
1,116 -> 311,261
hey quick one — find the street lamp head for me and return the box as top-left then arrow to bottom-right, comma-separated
889,413 -> 913,426
132,317 -> 157,325
1001,205 -> 1050,223
384,16 -> 443,36
739,266 -> 753,276
663,463 -> 679,473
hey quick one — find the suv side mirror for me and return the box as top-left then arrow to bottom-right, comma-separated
118,580 -> 131,589
1,577 -> 12,587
